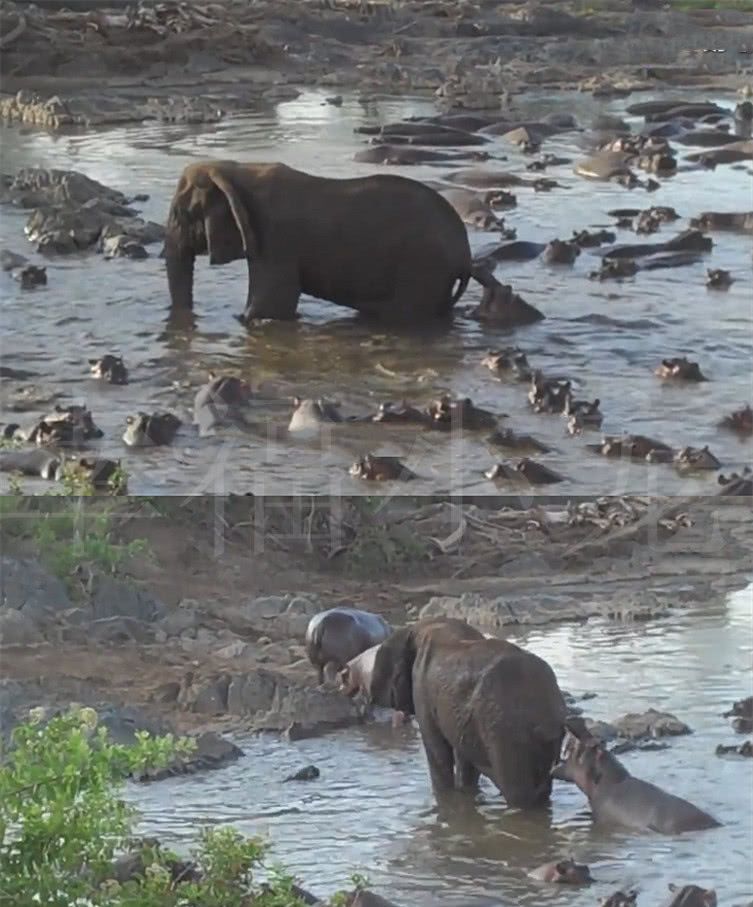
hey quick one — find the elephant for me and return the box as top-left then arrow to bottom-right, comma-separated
369,617 -> 567,808
164,161 -> 472,325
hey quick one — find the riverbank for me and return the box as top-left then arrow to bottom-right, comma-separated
1,0 -> 753,129
1,494 -> 751,746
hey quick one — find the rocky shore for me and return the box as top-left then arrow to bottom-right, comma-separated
1,0 -> 752,130
1,494 -> 751,762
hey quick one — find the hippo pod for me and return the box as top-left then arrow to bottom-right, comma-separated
194,373 -> 253,436
305,607 -> 391,685
89,354 -> 128,385
349,454 -> 417,482
485,458 -> 565,485
4,404 -> 103,448
122,411 -> 182,447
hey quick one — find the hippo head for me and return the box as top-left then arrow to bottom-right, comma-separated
665,884 -> 717,907
551,719 -> 628,794
552,859 -> 594,885
207,372 -> 252,405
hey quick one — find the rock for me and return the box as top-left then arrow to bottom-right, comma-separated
108,845 -> 200,885
613,708 -> 691,739
215,639 -> 252,659
0,249 -> 28,270
239,593 -> 322,639
715,740 -> 752,757
90,576 -> 165,622
98,705 -> 170,746
89,616 -> 155,644
584,719 -> 619,742
226,669 -> 279,716
350,893 -> 402,907
150,682 -> 181,704
283,764 -> 320,782
610,739 -> 670,754
252,675 -> 364,737
134,731 -> 243,782
59,607 -> 91,626
0,556 -> 72,622
0,608 -> 44,645
189,675 -> 231,715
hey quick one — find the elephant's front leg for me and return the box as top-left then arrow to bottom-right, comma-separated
239,259 -> 301,323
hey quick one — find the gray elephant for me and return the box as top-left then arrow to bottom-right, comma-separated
305,607 -> 392,684
369,617 -> 567,808
164,161 -> 472,325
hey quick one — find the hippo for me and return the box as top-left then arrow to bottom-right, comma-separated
354,145 -> 489,166
660,885 -> 717,907
481,348 -> 532,382
0,447 -> 62,479
528,371 -> 572,414
370,401 -> 431,427
193,373 -> 253,436
305,608 -> 391,684
422,113 -> 503,131
122,411 -> 181,447
89,355 -> 128,385
574,151 -> 636,181
427,395 -> 497,432
598,229 -> 712,261
466,276 -> 545,327
674,446 -> 721,472
288,397 -> 345,434
686,140 -> 753,167
543,239 -> 580,265
571,228 -> 616,248
689,211 -> 753,234
14,264 -> 47,289
602,891 -> 638,907
645,102 -> 728,122
565,396 -> 603,434
589,259 -> 638,280
0,249 -> 28,271
349,455 -> 417,482
5,405 -> 103,448
528,859 -> 594,885
588,434 -> 674,461
674,130 -> 741,148
716,741 -> 753,758
655,357 -> 707,381
706,268 -> 733,289
717,467 -> 753,496
375,129 -> 488,148
525,153 -> 572,171
635,211 -> 662,235
444,168 -> 540,189
65,456 -> 123,489
724,696 -> 753,719
486,428 -> 551,454
719,404 -> 753,435
439,188 -> 512,232
736,101 -> 753,124
485,458 -> 565,485
473,239 -> 545,264
552,720 -> 722,834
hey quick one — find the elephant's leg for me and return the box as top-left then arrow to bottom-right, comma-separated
454,752 -> 481,791
240,259 -> 300,322
489,740 -> 554,809
418,718 -> 456,793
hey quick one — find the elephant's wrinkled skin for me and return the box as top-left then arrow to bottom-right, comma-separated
369,617 -> 567,808
165,161 -> 472,325
305,608 -> 392,685
552,721 -> 722,834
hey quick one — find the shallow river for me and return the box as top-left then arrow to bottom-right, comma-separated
1,90 -> 752,495
128,582 -> 753,906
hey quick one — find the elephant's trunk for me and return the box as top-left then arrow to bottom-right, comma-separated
165,234 -> 196,309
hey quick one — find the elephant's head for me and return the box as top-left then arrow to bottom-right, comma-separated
369,627 -> 417,715
164,161 -> 262,309
551,718 -> 627,795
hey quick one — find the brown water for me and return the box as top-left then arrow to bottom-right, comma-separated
1,90 -> 752,495
128,582 -> 753,906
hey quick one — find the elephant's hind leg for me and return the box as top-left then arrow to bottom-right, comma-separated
454,753 -> 481,791
417,713 -> 456,794
240,261 -> 301,323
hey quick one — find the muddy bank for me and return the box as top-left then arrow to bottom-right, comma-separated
2,0 -> 753,129
1,495 -> 751,751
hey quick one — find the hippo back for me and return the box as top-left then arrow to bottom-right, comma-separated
305,608 -> 391,670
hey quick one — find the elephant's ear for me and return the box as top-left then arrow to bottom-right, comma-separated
206,166 -> 259,259
370,627 -> 417,715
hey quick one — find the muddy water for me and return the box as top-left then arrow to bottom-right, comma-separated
129,582 -> 753,905
1,90 -> 752,495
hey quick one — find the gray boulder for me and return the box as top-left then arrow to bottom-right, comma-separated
158,602 -> 201,637
226,669 -> 279,716
0,608 -> 44,645
133,731 -> 243,782
5,167 -> 128,208
613,708 -> 691,739
252,674 -> 363,737
240,593 -> 321,639
89,616 -> 155,644
90,576 -> 165,622
0,556 -> 72,622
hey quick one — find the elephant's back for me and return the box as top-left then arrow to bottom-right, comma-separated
477,646 -> 567,728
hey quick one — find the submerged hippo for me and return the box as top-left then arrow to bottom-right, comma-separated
528,371 -> 572,414
572,228 -> 616,248
481,347 -> 532,382
574,151 -> 635,181
486,428 -> 551,454
122,411 -> 181,447
371,401 -> 431,427
65,456 -> 123,489
719,404 -> 753,435
590,259 -> 639,281
552,720 -> 722,834
485,458 -> 565,485
674,446 -> 721,472
598,229 -> 712,261
655,357 -> 708,381
717,467 -> 753,496
288,397 -> 345,434
686,140 -> 753,167
89,354 -> 128,385
565,396 -> 603,433
689,211 -> 753,234
193,373 -> 253,436
528,860 -> 594,885
354,145 -> 489,165
661,885 -> 718,907
439,188 -> 512,232
5,405 -> 103,448
427,395 -> 497,432
466,277 -> 545,327
14,264 -> 47,289
349,454 -> 417,482
706,268 -> 733,290
543,239 -> 580,265
444,168 -> 541,189
305,608 -> 391,684
0,447 -> 62,479
588,434 -> 674,462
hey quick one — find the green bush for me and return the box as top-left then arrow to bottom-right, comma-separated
0,708 -> 359,907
